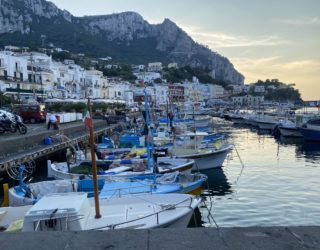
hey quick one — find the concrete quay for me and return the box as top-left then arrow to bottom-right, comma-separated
0,226 -> 319,250
0,119 -> 124,171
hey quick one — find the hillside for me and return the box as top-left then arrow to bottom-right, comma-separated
0,0 -> 244,84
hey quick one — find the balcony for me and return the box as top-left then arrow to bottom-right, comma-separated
5,87 -> 44,94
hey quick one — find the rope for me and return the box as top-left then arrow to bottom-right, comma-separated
232,143 -> 245,186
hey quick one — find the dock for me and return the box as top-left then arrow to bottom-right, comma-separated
0,119 -> 124,172
0,226 -> 319,249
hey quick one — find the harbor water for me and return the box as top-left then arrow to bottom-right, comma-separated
200,117 -> 320,227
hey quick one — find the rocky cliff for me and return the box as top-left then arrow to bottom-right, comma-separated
0,0 -> 244,84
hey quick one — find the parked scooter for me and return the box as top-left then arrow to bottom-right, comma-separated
13,114 -> 27,134
0,112 -> 27,134
0,114 -> 17,134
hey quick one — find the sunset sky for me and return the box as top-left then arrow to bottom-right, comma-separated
49,0 -> 320,100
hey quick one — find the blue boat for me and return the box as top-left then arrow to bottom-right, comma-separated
99,172 -> 207,198
300,119 -> 320,142
8,172 -> 206,206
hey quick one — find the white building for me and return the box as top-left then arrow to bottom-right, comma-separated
148,62 -> 162,72
84,69 -> 104,98
231,95 -> 264,107
230,84 -> 244,95
254,86 -> 265,93
0,51 -> 28,82
210,84 -> 225,98
168,62 -> 178,69
4,45 -> 24,51
138,65 -> 145,71
107,83 -> 132,102
20,52 -> 54,92
154,85 -> 169,105
133,72 -> 161,83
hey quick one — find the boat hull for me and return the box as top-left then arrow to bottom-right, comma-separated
194,117 -> 212,128
175,145 -> 233,170
279,127 -> 302,137
300,127 -> 320,141
256,121 -> 277,130
231,117 -> 246,125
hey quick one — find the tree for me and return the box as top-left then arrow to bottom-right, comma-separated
0,91 -> 13,107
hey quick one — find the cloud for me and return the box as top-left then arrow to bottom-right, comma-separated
180,25 -> 289,48
275,17 -> 320,26
231,57 -> 320,80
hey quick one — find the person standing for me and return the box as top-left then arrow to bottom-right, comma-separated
168,111 -> 174,129
47,113 -> 58,130
66,147 -> 73,173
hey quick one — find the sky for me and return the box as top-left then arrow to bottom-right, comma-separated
49,0 -> 320,100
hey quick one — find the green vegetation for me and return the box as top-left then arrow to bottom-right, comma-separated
0,20 -> 168,65
250,79 -> 302,102
96,64 -> 137,82
0,91 -> 14,107
51,51 -> 72,62
264,88 -> 302,102
163,66 -> 228,87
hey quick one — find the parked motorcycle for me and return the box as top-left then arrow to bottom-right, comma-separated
0,115 -> 17,134
0,111 -> 27,134
14,114 -> 27,134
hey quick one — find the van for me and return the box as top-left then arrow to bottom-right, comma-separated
13,104 -> 46,123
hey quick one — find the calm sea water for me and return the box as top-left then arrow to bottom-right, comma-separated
199,117 -> 320,227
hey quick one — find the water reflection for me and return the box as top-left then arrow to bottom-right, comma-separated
204,118 -> 320,227
200,168 -> 232,197
296,142 -> 320,162
277,135 -> 304,145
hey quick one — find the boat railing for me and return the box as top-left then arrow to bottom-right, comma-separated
32,209 -> 85,231
92,196 -> 196,230
98,183 -> 160,199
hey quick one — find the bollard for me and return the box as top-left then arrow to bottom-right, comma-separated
1,183 -> 9,207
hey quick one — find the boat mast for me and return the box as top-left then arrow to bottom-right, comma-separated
88,97 -> 101,219
144,89 -> 151,170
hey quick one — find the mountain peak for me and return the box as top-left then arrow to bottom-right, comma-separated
162,18 -> 176,26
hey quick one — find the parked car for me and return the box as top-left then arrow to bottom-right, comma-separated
12,104 -> 46,123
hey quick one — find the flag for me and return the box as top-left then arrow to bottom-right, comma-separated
83,103 -> 92,129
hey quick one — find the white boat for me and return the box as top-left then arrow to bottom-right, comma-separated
229,113 -> 246,125
0,192 -> 201,232
278,120 -> 302,137
48,157 -> 194,180
192,115 -> 212,128
170,132 -> 233,170
254,115 -> 279,130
